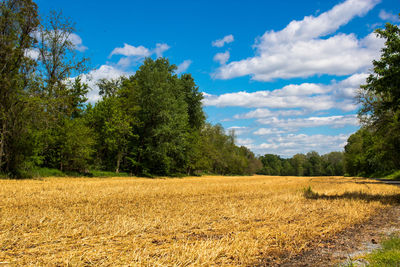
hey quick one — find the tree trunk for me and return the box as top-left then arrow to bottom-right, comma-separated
116,151 -> 122,173
0,120 -> 6,171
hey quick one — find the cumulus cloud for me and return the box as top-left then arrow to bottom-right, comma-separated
233,108 -> 305,120
251,134 -> 350,156
110,43 -> 151,57
154,43 -> 170,58
203,82 -> 333,110
213,51 -> 230,65
214,0 -> 383,81
69,33 -> 88,52
176,60 -> 192,74
203,72 -> 367,111
110,42 -> 171,68
379,10 -> 400,22
257,115 -> 359,129
212,34 -> 234,47
253,128 -> 287,135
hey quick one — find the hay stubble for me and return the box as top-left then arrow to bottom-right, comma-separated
0,176 -> 398,265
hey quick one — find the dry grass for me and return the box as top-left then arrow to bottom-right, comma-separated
1,175 -> 399,266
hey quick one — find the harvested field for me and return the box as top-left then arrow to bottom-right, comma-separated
1,176 -> 400,266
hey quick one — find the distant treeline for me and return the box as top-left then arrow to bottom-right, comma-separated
257,152 -> 344,176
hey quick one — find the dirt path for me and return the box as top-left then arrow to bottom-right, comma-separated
259,203 -> 400,266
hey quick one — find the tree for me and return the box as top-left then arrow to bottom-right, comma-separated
358,19 -> 400,125
345,17 -> 400,176
123,58 -> 190,176
323,151 -> 344,176
291,154 -> 306,176
36,10 -> 91,172
0,0 -> 40,176
88,79 -> 136,173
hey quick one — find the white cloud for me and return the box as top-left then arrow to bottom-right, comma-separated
236,138 -> 254,146
154,43 -> 170,58
379,10 -> 400,22
176,60 -> 192,74
110,42 -> 171,68
333,72 -> 368,99
254,128 -> 287,135
204,90 -> 335,111
79,65 -> 131,103
233,108 -> 305,119
227,126 -> 249,135
110,43 -> 151,57
203,72 -> 367,112
214,0 -> 383,81
69,33 -> 88,52
116,57 -> 133,68
257,115 -> 359,129
252,134 -> 350,156
213,51 -> 230,65
212,34 -> 234,47
24,48 -> 40,60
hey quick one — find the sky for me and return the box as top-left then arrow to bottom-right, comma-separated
35,0 -> 399,157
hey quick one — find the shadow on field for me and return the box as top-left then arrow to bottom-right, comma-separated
303,187 -> 400,205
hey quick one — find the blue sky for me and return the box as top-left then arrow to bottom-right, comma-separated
36,0 -> 399,157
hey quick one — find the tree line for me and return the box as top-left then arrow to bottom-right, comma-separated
258,152 -> 344,176
0,0 -> 261,178
1,0 -> 398,179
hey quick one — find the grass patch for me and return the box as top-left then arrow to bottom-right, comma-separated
382,170 -> 400,181
365,235 -> 400,266
27,168 -> 130,178
32,167 -> 66,178
90,170 -> 130,177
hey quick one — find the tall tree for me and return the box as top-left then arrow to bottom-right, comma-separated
0,0 -> 40,176
125,58 -> 190,176
345,17 -> 400,176
35,10 -> 92,172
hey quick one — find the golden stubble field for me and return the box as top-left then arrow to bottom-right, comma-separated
1,175 -> 399,266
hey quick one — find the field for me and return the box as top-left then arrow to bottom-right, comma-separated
1,176 -> 400,266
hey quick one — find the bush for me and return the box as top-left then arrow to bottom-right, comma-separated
302,186 -> 319,199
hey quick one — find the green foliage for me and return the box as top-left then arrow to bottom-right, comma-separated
382,170 -> 400,181
195,123 -> 261,175
345,19 -> 400,177
32,167 -> 66,177
0,0 -> 40,177
258,151 -> 344,176
89,170 -> 130,177
365,235 -> 400,266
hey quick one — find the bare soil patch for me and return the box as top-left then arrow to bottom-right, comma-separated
261,201 -> 400,266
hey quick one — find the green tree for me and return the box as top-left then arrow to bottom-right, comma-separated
125,58 -> 189,176
0,0 -> 40,176
36,10 -> 91,172
323,151 -> 344,176
345,17 -> 400,176
88,79 -> 136,173
290,154 -> 306,176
